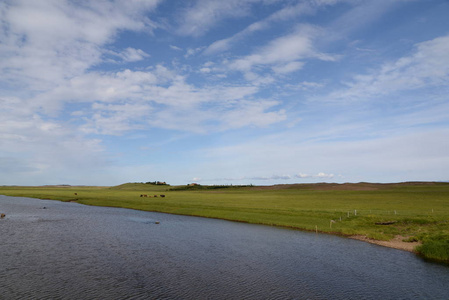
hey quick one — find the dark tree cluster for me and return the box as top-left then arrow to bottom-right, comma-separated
145,181 -> 168,185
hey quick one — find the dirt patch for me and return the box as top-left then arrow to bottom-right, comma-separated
350,235 -> 421,252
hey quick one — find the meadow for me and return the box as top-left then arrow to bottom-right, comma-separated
1,182 -> 448,263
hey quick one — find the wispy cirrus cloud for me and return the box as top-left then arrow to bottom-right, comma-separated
329,34 -> 449,102
117,47 -> 150,62
227,24 -> 337,81
175,0 -> 278,37
204,0 -> 334,55
204,0 -> 391,56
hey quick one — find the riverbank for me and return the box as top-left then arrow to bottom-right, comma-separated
350,235 -> 421,252
1,182 -> 448,263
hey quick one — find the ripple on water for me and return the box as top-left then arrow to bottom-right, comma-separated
1,195 -> 449,299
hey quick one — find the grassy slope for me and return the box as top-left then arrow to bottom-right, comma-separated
1,182 -> 448,262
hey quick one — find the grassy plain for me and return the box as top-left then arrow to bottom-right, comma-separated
1,182 -> 448,263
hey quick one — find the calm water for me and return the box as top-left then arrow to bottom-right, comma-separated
1,195 -> 449,299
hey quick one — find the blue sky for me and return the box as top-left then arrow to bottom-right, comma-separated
1,0 -> 448,186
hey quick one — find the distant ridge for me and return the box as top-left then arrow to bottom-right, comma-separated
253,181 -> 448,191
109,181 -> 447,191
109,182 -> 170,190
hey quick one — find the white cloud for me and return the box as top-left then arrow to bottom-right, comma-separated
200,67 -> 211,73
204,37 -> 235,55
316,172 -> 334,178
296,81 -> 325,90
197,173 -> 337,183
204,0 -> 345,55
81,102 -> 153,135
0,100 -> 107,184
0,0 -> 166,184
295,173 -> 309,179
327,0 -> 401,41
184,47 -> 204,58
294,173 -> 335,179
272,61 -> 305,74
245,173 -> 335,181
250,175 -> 292,180
170,45 -> 183,51
27,65 -> 284,134
330,34 -> 449,101
228,24 -> 337,79
217,100 -> 286,130
229,27 -> 313,70
145,90 -> 285,133
176,0 -> 273,37
0,0 -> 159,90
118,47 -> 150,62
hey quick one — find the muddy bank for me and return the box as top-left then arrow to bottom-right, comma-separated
350,235 -> 421,252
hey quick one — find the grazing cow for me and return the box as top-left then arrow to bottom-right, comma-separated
0,213 -> 5,218
154,195 -> 158,197
140,194 -> 143,197
74,193 -> 77,195
160,195 -> 165,198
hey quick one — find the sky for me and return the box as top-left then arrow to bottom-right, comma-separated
1,0 -> 448,186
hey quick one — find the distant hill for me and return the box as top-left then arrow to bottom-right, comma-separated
248,181 -> 449,191
109,182 -> 170,191
110,181 -> 448,192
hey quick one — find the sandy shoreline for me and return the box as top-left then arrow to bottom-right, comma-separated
349,235 -> 421,252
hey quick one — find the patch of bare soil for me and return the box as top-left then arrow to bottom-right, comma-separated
349,235 -> 421,252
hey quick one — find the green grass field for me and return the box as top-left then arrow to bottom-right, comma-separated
1,182 -> 448,263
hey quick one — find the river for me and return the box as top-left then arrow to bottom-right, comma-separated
1,195 -> 448,299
